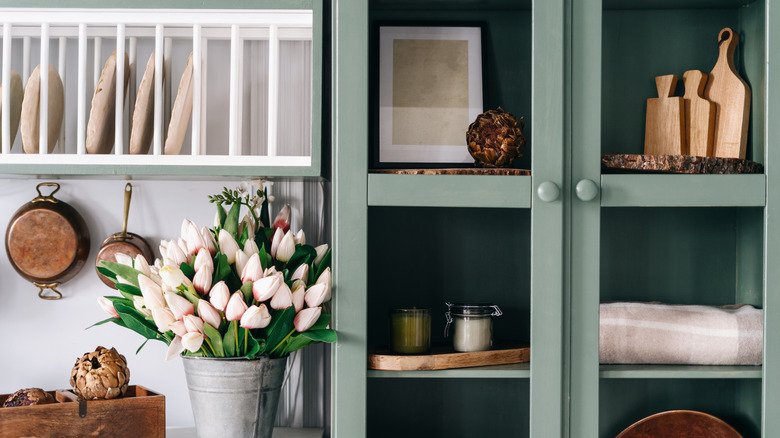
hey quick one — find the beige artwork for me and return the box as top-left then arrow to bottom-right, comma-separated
392,39 -> 469,146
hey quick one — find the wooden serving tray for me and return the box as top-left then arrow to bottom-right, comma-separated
0,385 -> 165,438
368,343 -> 530,371
370,168 -> 531,176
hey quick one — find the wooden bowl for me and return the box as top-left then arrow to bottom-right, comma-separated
617,410 -> 742,438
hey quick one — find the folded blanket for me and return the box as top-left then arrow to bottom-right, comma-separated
599,302 -> 762,365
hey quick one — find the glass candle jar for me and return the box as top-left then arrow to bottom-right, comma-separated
445,302 -> 503,352
389,308 -> 431,354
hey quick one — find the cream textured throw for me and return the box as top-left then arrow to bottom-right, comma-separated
599,302 -> 762,365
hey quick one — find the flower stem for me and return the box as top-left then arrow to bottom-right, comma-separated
244,328 -> 249,355
268,328 -> 296,356
234,322 -> 240,355
203,338 -> 216,357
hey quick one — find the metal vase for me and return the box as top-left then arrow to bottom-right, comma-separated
182,355 -> 288,438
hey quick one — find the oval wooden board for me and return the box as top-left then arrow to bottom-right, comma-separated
0,70 -> 23,149
20,64 -> 64,154
368,343 -> 529,371
129,51 -> 157,155
164,52 -> 194,155
86,50 -> 131,154
617,410 -> 741,438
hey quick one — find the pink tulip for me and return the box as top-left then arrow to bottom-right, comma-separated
115,253 -> 133,267
166,336 -> 184,361
218,229 -> 240,264
243,239 -> 259,257
225,292 -> 248,321
313,244 -> 329,267
276,231 -> 296,263
270,228 -> 284,258
193,248 -> 213,273
134,254 -> 152,277
291,263 -> 309,286
264,266 -> 278,277
201,226 -> 217,257
240,304 -> 272,329
165,292 -> 195,320
270,282 -> 293,310
294,229 -> 305,245
294,307 -> 321,332
160,265 -> 191,290
315,267 -> 332,302
97,296 -> 119,318
151,307 -> 176,333
291,281 -> 305,312
240,214 -> 256,240
181,332 -> 204,353
169,320 -> 188,337
133,296 -> 152,318
138,275 -> 166,309
252,274 -> 282,302
163,239 -> 188,266
183,219 -> 206,255
272,204 -> 290,233
304,283 -> 328,308
198,299 -> 223,329
184,314 -> 205,334
209,281 -> 231,311
241,253 -> 263,284
234,249 -> 249,277
193,265 -> 213,295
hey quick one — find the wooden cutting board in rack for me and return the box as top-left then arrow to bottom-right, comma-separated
368,343 -> 529,371
644,74 -> 685,156
682,70 -> 715,157
704,27 -> 751,159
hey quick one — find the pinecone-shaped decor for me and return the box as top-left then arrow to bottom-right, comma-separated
466,107 -> 526,168
2,388 -> 55,407
69,346 -> 130,400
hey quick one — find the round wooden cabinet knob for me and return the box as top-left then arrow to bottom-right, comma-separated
536,181 -> 560,203
575,179 -> 599,202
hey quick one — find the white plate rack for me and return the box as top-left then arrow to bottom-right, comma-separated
0,7 -> 321,176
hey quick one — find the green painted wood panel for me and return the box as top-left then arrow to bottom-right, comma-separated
367,364 -> 530,379
600,174 -> 766,207
367,174 -> 531,208
530,0 -> 566,436
331,0 -> 368,437
569,0 -> 602,436
599,365 -> 762,379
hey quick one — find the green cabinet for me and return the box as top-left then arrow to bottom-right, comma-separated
333,0 -> 775,436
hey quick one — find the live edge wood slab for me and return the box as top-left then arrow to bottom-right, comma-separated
370,168 -> 531,176
0,385 -> 165,438
602,154 -> 763,174
368,343 -> 530,371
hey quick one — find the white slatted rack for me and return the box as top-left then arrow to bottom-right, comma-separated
0,9 -> 315,173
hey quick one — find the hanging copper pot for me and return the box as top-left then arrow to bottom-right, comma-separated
6,183 -> 90,299
95,183 -> 154,288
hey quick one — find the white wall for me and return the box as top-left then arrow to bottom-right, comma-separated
0,178 -> 319,428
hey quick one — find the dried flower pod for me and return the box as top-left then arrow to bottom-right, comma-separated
3,388 -> 55,407
466,107 -> 526,168
69,346 -> 130,400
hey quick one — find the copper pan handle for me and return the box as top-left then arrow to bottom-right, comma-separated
121,183 -> 132,237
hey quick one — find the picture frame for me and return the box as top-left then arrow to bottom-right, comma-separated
373,24 -> 484,168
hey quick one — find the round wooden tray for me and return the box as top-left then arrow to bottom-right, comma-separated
616,410 -> 742,438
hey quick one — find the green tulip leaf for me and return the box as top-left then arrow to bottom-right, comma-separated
136,339 -> 150,354
215,203 -> 227,229
280,333 -> 310,356
244,331 -> 261,359
313,248 -> 331,282
265,307 -> 296,355
241,281 -> 253,303
300,328 -> 337,343
97,266 -> 117,282
309,313 -> 331,331
257,244 -> 268,271
223,320 -> 238,357
203,322 -> 225,357
259,192 -> 270,231
180,262 -> 196,281
116,283 -> 142,297
224,202 -> 241,240
114,302 -> 162,341
86,316 -> 127,330
182,288 -> 201,306
285,244 -> 316,274
239,225 -> 249,248
99,261 -> 143,288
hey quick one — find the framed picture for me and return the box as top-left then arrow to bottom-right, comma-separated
374,24 -> 484,167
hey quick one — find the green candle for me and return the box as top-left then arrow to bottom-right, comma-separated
389,308 -> 431,354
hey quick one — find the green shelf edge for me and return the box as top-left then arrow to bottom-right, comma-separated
367,363 -> 531,379
599,364 -> 763,379
600,174 -> 766,207
367,174 -> 532,208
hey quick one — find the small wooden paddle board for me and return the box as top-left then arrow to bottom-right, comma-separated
683,70 -> 715,157
644,74 -> 685,156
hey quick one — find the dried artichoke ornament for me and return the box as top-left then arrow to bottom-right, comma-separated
70,346 -> 130,400
2,388 -> 55,407
467,107 -> 526,168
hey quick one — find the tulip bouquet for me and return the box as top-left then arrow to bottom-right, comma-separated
94,184 -> 335,360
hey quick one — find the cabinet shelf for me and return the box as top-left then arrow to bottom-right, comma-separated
600,174 -> 765,207
367,173 -> 531,208
599,364 -> 762,379
367,363 -> 530,379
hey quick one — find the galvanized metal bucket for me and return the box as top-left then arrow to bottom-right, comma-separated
182,355 -> 288,438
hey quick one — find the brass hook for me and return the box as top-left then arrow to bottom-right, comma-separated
34,282 -> 63,300
32,182 -> 61,204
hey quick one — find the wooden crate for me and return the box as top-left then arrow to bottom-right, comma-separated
0,385 -> 165,438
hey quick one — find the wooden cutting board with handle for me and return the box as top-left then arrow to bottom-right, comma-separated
644,74 -> 685,155
683,70 -> 715,157
704,27 -> 751,159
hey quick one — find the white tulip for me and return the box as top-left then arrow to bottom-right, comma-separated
294,307 -> 321,332
218,229 -> 240,264
201,226 -> 217,257
252,274 -> 282,302
243,239 -> 259,258
304,283 -> 329,308
313,244 -> 329,267
291,263 -> 309,286
138,275 -> 166,309
134,254 -> 152,277
270,281 -> 293,310
115,253 -> 134,267
270,228 -> 284,258
151,307 -> 176,333
181,332 -> 204,353
276,231 -> 296,263
166,335 -> 184,361
234,249 -> 249,277
193,248 -> 213,273
241,253 -> 263,284
294,229 -> 306,245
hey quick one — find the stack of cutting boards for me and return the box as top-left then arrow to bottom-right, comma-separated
644,27 -> 751,160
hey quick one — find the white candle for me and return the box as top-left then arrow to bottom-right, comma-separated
453,316 -> 492,352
